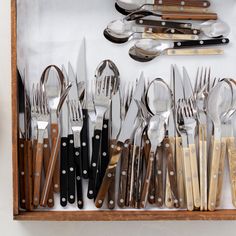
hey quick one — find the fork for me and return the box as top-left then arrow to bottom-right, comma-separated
68,100 -> 84,208
31,84 -> 49,207
87,76 -> 112,199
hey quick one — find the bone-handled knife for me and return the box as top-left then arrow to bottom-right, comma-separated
95,74 -> 145,208
76,38 -> 89,179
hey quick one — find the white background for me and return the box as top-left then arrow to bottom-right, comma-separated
1,0 -> 236,235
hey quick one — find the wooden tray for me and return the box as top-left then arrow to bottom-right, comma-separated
11,0 -> 236,221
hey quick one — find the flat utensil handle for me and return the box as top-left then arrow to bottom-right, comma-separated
60,137 -> 68,207
189,143 -> 200,208
161,11 -> 217,20
75,146 -> 83,209
95,141 -> 123,208
117,140 -> 130,208
143,32 -> 198,40
199,124 -> 208,211
40,128 -> 60,207
154,0 -> 210,8
153,5 -> 210,13
166,48 -> 224,56
33,141 -> 44,207
183,147 -> 194,211
216,137 -> 227,207
43,138 -> 54,208
164,137 -> 179,208
208,138 -> 221,211
227,137 -> 236,207
51,124 -> 60,193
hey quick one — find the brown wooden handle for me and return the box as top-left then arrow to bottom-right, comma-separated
155,146 -> 164,207
18,138 -> 26,209
189,143 -> 200,208
148,162 -> 155,205
95,141 -> 123,208
126,144 -> 133,207
25,140 -> 33,211
208,138 -> 221,211
117,140 -> 130,208
51,124 -> 60,193
153,5 -> 210,13
165,171 -> 174,208
33,142 -> 44,207
40,128 -> 60,207
154,0 -> 210,8
216,137 -> 227,207
183,147 -> 194,211
140,151 -> 155,208
43,138 -> 54,208
199,124 -> 208,211
176,137 -> 185,208
161,12 -> 217,20
164,137 -> 179,208
227,137 -> 236,207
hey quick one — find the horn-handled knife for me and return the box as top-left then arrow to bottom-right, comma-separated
95,74 -> 145,208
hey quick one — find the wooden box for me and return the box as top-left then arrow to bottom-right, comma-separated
11,0 -> 236,220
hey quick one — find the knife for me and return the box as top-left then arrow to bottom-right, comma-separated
183,67 -> 200,209
173,65 -> 185,208
95,73 -> 145,208
76,38 -> 89,179
60,65 -> 69,207
107,91 -> 121,209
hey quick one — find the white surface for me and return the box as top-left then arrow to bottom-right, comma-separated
1,0 -> 236,234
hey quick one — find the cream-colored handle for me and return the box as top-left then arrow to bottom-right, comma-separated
216,137 -> 227,207
143,32 -> 199,40
189,144 -> 200,208
176,137 -> 185,208
208,139 -> 221,211
227,137 -> 236,207
183,147 -> 194,211
166,48 -> 224,56
199,124 -> 208,211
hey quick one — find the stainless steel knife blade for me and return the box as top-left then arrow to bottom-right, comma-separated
174,65 -> 184,102
183,67 -> 194,99
111,91 -> 121,139
118,73 -> 145,143
68,62 -> 78,100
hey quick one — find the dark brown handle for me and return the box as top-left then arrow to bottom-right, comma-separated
33,142 -> 44,207
155,146 -> 164,207
154,0 -> 210,8
95,141 -> 123,208
117,140 -> 130,208
164,137 -> 179,208
40,128 -> 60,207
18,138 -> 26,209
126,144 -> 134,207
148,160 -> 156,205
43,138 -> 54,208
51,124 -> 60,193
140,151 -> 155,208
25,140 -> 33,211
162,12 -> 217,20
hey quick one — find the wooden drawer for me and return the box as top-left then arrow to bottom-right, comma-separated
11,0 -> 236,221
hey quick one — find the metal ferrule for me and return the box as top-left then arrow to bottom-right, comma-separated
72,130 -> 81,148
37,128 -> 46,144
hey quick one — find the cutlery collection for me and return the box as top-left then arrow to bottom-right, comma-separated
104,1 -> 230,62
18,51 -> 236,211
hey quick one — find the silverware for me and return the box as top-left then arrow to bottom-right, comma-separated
95,74 -> 145,208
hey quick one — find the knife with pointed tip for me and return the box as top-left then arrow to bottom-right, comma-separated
95,74 -> 145,208
76,38 -> 90,180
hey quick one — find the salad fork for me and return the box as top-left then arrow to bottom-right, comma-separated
68,99 -> 84,208
31,84 -> 50,207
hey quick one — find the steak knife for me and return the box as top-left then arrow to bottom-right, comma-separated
95,74 -> 145,208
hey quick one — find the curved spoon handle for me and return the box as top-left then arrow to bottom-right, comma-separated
208,138 -> 221,211
143,32 -> 198,40
166,48 -> 224,56
227,137 -> 236,207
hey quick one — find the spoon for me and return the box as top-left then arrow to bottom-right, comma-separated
129,38 -> 229,62
207,80 -> 233,211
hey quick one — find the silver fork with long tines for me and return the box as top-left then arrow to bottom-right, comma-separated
68,99 -> 84,208
31,84 -> 50,207
87,76 -> 113,199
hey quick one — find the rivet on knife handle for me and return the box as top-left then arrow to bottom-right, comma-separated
95,141 -> 123,208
